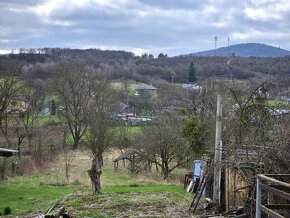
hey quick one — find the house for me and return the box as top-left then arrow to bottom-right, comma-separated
182,83 -> 202,91
7,97 -> 30,114
114,102 -> 133,115
127,117 -> 152,126
110,102 -> 135,122
135,84 -> 157,96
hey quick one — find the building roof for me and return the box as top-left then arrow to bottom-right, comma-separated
114,102 -> 129,113
0,148 -> 18,157
136,84 -> 157,91
114,149 -> 137,162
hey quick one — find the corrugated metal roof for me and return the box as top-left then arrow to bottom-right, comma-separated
114,149 -> 136,162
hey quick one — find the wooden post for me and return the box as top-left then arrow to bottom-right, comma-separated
213,94 -> 222,205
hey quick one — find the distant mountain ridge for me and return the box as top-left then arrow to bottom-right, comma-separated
187,43 -> 290,57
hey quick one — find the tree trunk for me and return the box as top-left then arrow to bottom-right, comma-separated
17,138 -> 22,161
96,153 -> 104,168
162,161 -> 169,179
0,158 -> 7,180
88,157 -> 102,194
28,136 -> 32,153
73,137 -> 79,149
63,127 -> 67,149
155,162 -> 159,173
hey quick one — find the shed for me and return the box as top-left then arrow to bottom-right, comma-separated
113,149 -> 139,171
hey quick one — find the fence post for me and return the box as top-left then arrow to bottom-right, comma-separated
256,177 -> 261,218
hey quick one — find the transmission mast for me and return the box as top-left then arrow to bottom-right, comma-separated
214,36 -> 218,56
227,37 -> 230,57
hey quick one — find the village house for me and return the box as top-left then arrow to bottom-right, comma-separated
135,83 -> 157,96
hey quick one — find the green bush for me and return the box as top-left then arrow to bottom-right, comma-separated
4,206 -> 12,215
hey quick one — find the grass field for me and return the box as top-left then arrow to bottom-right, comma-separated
0,174 -> 81,216
110,81 -> 139,96
35,115 -> 63,126
0,149 -> 193,217
267,99 -> 290,107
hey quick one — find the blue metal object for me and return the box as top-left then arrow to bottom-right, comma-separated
193,160 -> 206,195
193,160 -> 201,180
256,177 -> 261,218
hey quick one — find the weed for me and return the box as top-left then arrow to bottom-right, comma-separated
129,183 -> 143,187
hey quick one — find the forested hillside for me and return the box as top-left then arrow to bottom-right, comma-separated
1,48 -> 290,87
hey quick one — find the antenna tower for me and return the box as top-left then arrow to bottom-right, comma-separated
214,36 -> 218,56
227,37 -> 230,57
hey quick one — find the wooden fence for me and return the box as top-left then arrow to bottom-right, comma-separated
256,174 -> 290,218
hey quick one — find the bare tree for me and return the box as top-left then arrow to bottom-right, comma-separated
224,82 -> 275,159
0,68 -> 22,147
134,112 -> 191,179
14,80 -> 45,153
54,64 -> 98,148
84,80 -> 117,167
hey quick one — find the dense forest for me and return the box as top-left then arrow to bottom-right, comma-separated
1,48 -> 290,89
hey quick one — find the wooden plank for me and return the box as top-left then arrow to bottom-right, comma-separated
226,168 -> 249,210
260,205 -> 285,218
270,185 -> 290,192
264,174 -> 290,177
225,167 -> 229,211
261,184 -> 290,201
258,174 -> 290,189
265,204 -> 290,210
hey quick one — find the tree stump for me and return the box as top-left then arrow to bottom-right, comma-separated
87,157 -> 102,194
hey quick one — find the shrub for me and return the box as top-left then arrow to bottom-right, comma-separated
4,206 -> 12,215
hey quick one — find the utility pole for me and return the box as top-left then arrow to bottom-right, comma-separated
213,94 -> 222,205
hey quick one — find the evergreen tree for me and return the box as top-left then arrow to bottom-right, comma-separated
158,53 -> 166,58
188,61 -> 197,83
51,99 -> 56,115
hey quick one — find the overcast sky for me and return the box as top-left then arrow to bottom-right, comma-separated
1,0 -> 290,56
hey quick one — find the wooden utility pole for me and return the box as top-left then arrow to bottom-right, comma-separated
213,94 -> 222,205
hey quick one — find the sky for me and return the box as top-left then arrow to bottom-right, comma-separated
1,0 -> 290,56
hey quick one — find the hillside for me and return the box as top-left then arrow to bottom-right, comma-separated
188,43 -> 290,57
2,48 -> 290,86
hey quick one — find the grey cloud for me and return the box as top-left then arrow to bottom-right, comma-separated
0,0 -> 290,56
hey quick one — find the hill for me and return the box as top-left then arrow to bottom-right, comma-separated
187,43 -> 290,57
2,47 -> 290,86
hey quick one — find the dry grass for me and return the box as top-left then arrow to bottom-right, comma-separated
1,148 -> 195,217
